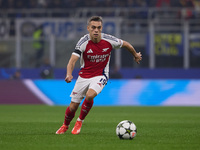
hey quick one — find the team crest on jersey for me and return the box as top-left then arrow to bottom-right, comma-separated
102,48 -> 109,52
87,49 -> 93,53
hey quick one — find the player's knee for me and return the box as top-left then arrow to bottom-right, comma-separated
69,102 -> 79,112
86,93 -> 96,101
86,89 -> 97,101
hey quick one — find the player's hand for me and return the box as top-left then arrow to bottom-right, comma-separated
134,52 -> 142,64
65,75 -> 73,83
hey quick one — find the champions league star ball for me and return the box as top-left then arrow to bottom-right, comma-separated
116,120 -> 137,140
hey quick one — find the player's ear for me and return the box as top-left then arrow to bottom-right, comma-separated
87,26 -> 89,32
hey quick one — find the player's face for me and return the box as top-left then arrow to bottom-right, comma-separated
87,21 -> 102,42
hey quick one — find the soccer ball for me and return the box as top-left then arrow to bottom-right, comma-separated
116,120 -> 137,140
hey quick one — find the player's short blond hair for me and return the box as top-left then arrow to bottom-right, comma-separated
87,16 -> 103,25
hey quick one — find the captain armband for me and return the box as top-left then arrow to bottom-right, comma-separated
72,49 -> 82,57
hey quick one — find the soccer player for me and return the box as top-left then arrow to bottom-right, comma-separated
56,16 -> 142,135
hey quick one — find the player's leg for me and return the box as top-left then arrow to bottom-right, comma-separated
72,76 -> 107,134
80,75 -> 107,120
71,89 -> 96,135
79,89 -> 96,120
56,102 -> 80,134
64,102 -> 80,125
56,76 -> 88,134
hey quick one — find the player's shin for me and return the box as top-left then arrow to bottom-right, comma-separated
79,99 -> 94,120
64,107 -> 75,125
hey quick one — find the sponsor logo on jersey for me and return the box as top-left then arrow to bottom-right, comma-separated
102,48 -> 109,52
87,54 -> 110,63
87,49 -> 93,53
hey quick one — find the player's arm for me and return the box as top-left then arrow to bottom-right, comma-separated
65,54 -> 79,83
122,40 -> 142,64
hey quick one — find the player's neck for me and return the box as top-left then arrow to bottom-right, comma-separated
91,38 -> 101,43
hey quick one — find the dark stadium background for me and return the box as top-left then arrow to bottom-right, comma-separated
0,0 -> 200,104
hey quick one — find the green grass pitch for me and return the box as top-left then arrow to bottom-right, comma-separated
0,105 -> 200,150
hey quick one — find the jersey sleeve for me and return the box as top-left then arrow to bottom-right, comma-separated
102,33 -> 123,49
73,34 -> 90,57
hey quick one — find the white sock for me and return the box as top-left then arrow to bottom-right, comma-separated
77,117 -> 84,122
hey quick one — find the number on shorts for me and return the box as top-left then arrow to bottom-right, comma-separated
99,78 -> 107,86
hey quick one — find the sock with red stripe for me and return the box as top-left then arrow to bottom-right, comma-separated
79,99 -> 94,120
64,106 -> 75,126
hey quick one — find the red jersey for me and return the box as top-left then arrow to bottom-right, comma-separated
72,33 -> 123,79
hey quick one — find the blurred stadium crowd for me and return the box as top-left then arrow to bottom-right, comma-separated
0,0 -> 200,79
0,0 -> 198,9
